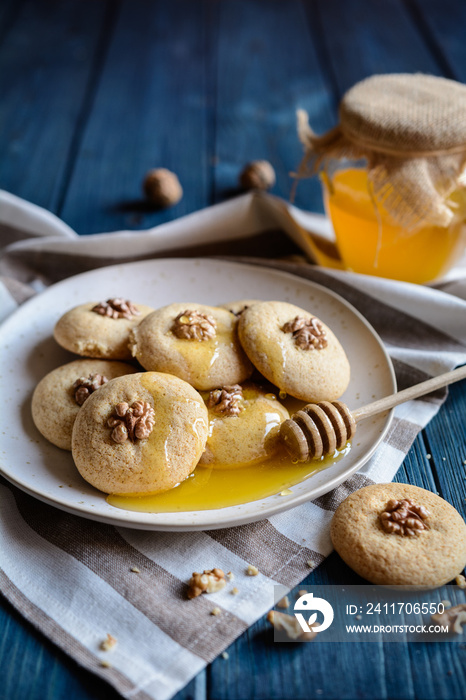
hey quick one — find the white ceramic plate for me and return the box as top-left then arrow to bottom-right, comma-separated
0,259 -> 395,531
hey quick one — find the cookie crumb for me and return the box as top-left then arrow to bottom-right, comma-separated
100,633 -> 117,652
187,569 -> 226,599
221,651 -> 229,660
441,600 -> 452,609
432,604 -> 466,634
130,566 -> 141,573
277,595 -> 290,609
306,560 -> 316,568
211,607 -> 221,616
246,564 -> 259,576
426,453 -> 431,459
231,587 -> 239,595
267,610 -> 317,641
298,590 -> 307,597
355,614 -> 362,620
455,574 -> 466,589
226,571 -> 235,581
100,660 -> 112,668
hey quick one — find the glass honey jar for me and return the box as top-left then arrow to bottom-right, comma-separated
296,74 -> 466,284
321,163 -> 466,284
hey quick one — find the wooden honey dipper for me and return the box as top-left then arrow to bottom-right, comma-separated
280,365 -> 466,462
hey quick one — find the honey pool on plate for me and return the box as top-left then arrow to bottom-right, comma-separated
107,391 -> 351,513
107,444 -> 350,512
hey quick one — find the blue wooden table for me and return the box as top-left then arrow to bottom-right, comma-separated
1,1 -> 466,698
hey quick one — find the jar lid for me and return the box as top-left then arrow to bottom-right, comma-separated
340,74 -> 466,156
297,73 -> 466,229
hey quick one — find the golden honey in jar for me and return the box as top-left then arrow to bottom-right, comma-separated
321,166 -> 466,284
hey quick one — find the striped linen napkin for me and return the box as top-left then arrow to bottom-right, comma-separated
1,190 -> 466,700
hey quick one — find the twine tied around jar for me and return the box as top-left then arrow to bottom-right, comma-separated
296,74 -> 466,230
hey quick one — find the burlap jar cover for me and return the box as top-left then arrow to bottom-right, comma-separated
297,74 -> 466,230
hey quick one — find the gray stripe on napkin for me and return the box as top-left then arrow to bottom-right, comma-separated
13,490 -> 248,662
390,358 -> 447,402
384,417 -> 429,453
0,221 -> 51,252
311,473 -> 376,512
433,278 -> 466,301
0,275 -> 36,304
208,521 -> 324,587
0,231 -> 291,285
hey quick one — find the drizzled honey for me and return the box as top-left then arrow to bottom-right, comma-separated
107,391 -> 350,513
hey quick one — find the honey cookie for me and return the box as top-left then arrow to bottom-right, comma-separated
31,359 -> 137,450
238,301 -> 350,402
71,371 -> 209,495
54,298 -> 154,360
219,299 -> 262,317
199,383 -> 289,468
331,483 -> 466,589
129,303 -> 253,391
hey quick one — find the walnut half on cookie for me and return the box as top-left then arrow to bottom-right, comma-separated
32,359 -> 137,451
379,498 -> 430,537
281,315 -> 328,351
172,310 -> 217,341
330,483 -> 466,589
54,301 -> 154,360
199,383 -> 289,468
92,298 -> 141,320
73,374 -> 108,406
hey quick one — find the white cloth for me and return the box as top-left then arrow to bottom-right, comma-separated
1,190 -> 465,700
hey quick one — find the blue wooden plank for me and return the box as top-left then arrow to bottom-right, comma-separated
0,593 -> 120,700
209,3 -> 466,698
393,432 -> 439,492
408,640 -> 466,700
0,1 -> 465,700
59,0 -> 211,235
404,0 -> 466,81
212,0 -> 336,215
0,589 -> 204,700
0,0 -> 111,212
208,543 -> 465,700
208,610 -> 388,700
424,380 -> 466,519
303,0 -> 443,98
0,0 -> 21,39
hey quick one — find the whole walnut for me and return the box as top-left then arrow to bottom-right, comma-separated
143,168 -> 183,208
239,160 -> 276,191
